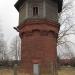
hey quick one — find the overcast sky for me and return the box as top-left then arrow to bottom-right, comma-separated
58,0 -> 75,58
0,0 -> 19,42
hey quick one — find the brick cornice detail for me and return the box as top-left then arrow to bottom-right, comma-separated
17,19 -> 60,30
20,29 -> 58,39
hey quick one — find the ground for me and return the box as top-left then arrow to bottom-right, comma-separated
0,66 -> 75,75
58,66 -> 75,75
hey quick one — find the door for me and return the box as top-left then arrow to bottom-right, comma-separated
33,64 -> 40,75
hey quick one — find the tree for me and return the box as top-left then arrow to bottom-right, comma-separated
0,27 -> 7,61
8,35 -> 21,60
70,57 -> 75,67
57,0 -> 75,59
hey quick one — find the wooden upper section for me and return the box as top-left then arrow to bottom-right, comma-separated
16,0 -> 59,23
15,0 -> 63,13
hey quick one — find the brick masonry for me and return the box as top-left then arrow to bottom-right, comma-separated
17,19 -> 60,74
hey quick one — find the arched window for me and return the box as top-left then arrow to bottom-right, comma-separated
24,31 -> 32,37
40,30 -> 48,36
32,29 -> 40,35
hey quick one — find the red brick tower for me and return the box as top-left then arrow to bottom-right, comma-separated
15,0 -> 60,75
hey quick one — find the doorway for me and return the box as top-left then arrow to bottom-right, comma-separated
33,64 -> 40,75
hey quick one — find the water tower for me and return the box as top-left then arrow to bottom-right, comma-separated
15,0 -> 62,75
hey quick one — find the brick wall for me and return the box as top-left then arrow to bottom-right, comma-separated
17,19 -> 59,74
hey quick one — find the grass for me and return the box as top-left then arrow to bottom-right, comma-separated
58,66 -> 75,75
0,68 -> 13,75
0,66 -> 75,75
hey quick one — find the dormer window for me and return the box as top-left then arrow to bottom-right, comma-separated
33,7 -> 38,16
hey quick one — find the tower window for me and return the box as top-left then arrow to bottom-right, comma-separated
33,7 -> 38,16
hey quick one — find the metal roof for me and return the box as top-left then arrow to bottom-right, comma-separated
15,0 -> 25,11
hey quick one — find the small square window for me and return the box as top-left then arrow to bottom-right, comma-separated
33,7 -> 38,16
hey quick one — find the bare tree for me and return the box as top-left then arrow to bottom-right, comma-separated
0,27 -> 7,61
57,0 -> 75,59
9,35 -> 21,60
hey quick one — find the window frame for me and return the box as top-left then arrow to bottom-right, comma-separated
33,6 -> 39,16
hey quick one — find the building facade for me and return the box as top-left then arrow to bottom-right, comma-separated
15,0 -> 62,75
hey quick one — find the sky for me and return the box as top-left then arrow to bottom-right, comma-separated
0,0 -> 19,42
